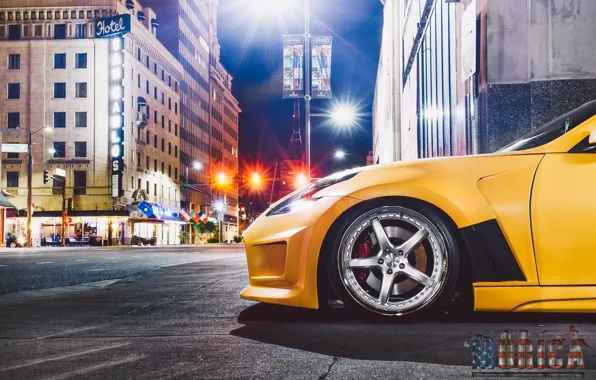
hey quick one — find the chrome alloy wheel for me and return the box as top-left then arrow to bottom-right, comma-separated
338,206 -> 448,315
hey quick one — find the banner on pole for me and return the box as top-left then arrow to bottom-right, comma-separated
283,35 -> 305,99
311,36 -> 332,99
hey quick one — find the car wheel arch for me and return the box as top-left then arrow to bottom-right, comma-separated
316,196 -> 474,309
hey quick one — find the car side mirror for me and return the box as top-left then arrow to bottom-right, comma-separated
590,131 -> 596,145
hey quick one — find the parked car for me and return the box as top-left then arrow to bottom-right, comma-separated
6,233 -> 24,248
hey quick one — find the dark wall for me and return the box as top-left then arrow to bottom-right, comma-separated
485,79 -> 596,152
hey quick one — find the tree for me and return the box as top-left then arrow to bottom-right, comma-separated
193,221 -> 218,243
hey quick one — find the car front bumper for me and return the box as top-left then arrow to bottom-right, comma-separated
240,195 -> 361,309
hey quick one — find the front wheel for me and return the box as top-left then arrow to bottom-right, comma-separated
327,204 -> 460,318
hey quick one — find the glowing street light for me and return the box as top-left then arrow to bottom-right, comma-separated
296,173 -> 307,189
213,200 -> 226,214
333,149 -> 347,161
251,173 -> 261,187
330,104 -> 357,127
217,172 -> 227,186
48,148 -> 56,155
193,162 -> 204,170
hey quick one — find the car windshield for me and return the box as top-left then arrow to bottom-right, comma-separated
497,100 -> 596,152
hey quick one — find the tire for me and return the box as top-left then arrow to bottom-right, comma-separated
325,202 -> 460,319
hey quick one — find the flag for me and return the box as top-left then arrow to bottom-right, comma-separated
138,201 -> 153,217
180,209 -> 191,222
191,211 -> 200,223
198,212 -> 209,223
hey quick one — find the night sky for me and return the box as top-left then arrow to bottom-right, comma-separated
217,0 -> 384,179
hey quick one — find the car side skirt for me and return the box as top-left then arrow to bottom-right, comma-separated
475,286 -> 596,312
460,219 -> 526,282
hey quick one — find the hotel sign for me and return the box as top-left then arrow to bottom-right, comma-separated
95,14 -> 131,39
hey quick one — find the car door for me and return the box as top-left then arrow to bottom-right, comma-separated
531,152 -> 596,285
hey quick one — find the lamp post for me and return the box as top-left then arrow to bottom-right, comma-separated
184,162 -> 203,244
304,0 -> 312,183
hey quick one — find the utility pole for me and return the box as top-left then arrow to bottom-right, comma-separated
26,132 -> 32,247
61,177 -> 66,247
185,165 -> 190,244
269,161 -> 278,206
304,0 -> 311,183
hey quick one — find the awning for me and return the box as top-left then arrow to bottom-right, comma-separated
129,217 -> 164,225
126,0 -> 135,9
137,11 -> 146,21
137,96 -> 147,106
0,191 -> 16,209
151,18 -> 159,28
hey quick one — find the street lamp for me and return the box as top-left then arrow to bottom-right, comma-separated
296,173 -> 307,189
330,104 -> 358,127
333,149 -> 347,161
185,161 -> 203,244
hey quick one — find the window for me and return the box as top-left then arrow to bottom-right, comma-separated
75,82 -> 87,98
75,53 -> 87,68
161,138 -> 165,152
54,112 -> 66,128
146,56 -> 149,68
6,172 -> 18,188
161,69 -> 165,81
175,124 -> 178,136
175,167 -> 178,180
8,54 -> 20,70
168,98 -> 172,110
154,159 -> 157,172
175,146 -> 178,158
54,83 -> 66,98
146,130 -> 150,143
154,183 -> 157,197
175,82 -> 178,92
54,24 -> 66,39
74,24 -> 87,38
161,162 -> 164,174
146,80 -> 149,94
168,120 -> 171,132
54,53 -> 66,69
154,86 -> 157,100
136,152 -> 141,168
146,156 -> 150,169
8,25 -> 21,40
137,178 -> 141,190
34,25 -> 42,36
175,103 -> 178,115
146,180 -> 149,194
75,112 -> 87,128
7,83 -> 20,99
6,142 -> 19,159
153,135 -> 157,148
168,142 -> 172,155
168,75 -> 171,86
161,115 -> 165,129
161,92 -> 164,105
74,141 -> 87,157
168,165 -> 171,178
137,47 -> 141,61
73,171 -> 86,195
7,112 -> 19,129
154,63 -> 157,75
137,74 -> 141,88
154,110 -> 157,123
53,142 -> 65,158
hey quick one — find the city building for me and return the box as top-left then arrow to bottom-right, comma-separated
141,0 -> 213,221
374,0 -> 596,162
208,0 -> 241,241
0,0 -> 184,246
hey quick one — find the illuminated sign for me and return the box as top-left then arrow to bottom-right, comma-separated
95,14 -> 131,39
109,36 -> 125,197
1,144 -> 28,153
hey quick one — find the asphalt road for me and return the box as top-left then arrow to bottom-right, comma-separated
0,245 -> 244,295
1,247 -> 596,379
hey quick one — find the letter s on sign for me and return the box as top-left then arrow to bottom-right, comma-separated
112,160 -> 120,172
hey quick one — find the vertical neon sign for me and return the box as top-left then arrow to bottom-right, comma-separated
109,36 -> 125,197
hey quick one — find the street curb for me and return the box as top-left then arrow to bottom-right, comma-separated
0,244 -> 245,256
0,279 -> 120,303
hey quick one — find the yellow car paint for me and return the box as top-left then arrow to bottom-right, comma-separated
241,110 -> 596,313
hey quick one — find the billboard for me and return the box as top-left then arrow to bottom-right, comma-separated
311,36 -> 332,99
283,35 -> 305,99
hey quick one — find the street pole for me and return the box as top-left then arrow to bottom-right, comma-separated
269,161 -> 278,206
186,165 -> 190,244
304,0 -> 311,183
61,177 -> 66,247
26,132 -> 32,248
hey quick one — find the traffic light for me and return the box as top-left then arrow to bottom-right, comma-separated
43,169 -> 50,185
67,198 -> 74,211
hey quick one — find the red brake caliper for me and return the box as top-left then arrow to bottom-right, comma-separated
354,235 -> 372,284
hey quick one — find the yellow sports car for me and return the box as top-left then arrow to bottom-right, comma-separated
241,100 -> 596,317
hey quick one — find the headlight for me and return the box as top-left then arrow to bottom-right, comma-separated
267,168 -> 362,216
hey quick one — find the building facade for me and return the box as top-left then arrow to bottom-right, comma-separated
208,0 -> 240,240
374,0 -> 596,163
0,0 -> 184,246
141,0 -> 213,219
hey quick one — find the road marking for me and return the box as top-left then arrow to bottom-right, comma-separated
88,269 -> 104,272
132,255 -> 141,258
36,262 -> 53,265
75,259 -> 89,262
0,343 -> 131,372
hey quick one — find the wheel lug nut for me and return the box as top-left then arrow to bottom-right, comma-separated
397,250 -> 404,256
387,269 -> 393,275
399,263 -> 405,269
378,259 -> 384,265
384,248 -> 390,253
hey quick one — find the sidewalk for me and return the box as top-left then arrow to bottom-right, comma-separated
0,243 -> 245,255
